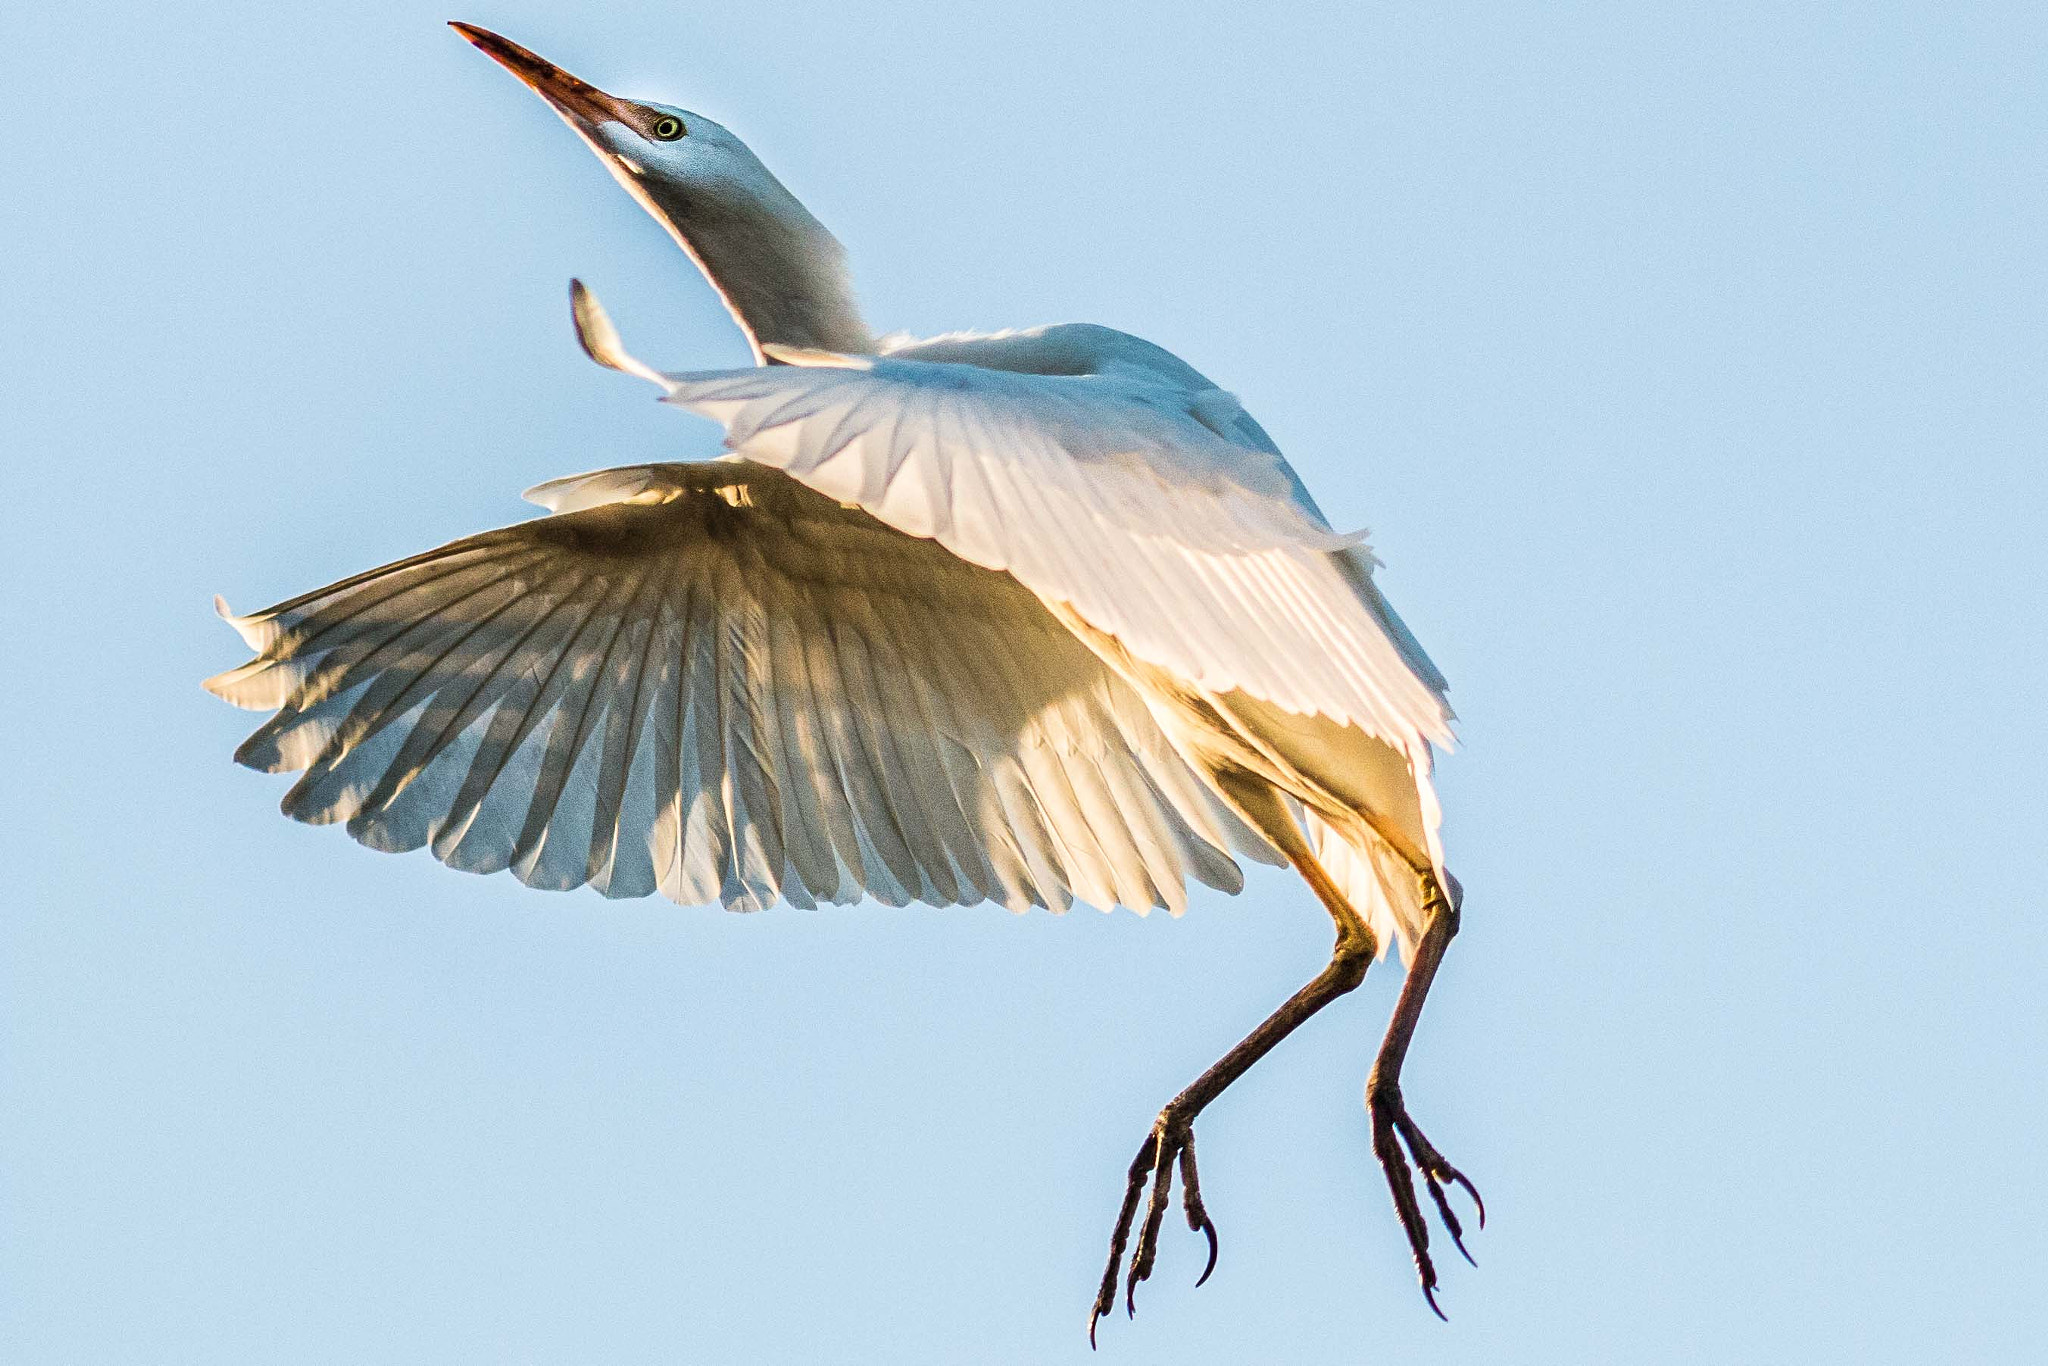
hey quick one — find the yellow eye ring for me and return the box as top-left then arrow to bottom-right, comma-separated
650,115 -> 685,141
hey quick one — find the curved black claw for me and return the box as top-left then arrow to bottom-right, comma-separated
1178,1140 -> 1220,1286
1369,1082 -> 1482,1317
1088,1114 -> 1218,1347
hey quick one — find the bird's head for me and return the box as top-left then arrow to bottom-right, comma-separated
450,24 -> 769,226
451,22 -> 869,356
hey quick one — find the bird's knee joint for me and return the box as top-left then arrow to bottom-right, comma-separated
1428,874 -> 1462,937
1330,932 -> 1375,989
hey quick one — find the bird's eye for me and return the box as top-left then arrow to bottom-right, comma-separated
650,115 -> 685,141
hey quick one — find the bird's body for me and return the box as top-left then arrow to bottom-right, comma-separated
208,25 -> 1484,1335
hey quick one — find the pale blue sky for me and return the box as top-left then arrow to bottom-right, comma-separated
5,2 -> 2044,1361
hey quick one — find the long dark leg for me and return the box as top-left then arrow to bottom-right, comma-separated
1090,829 -> 1374,1345
1368,871 -> 1483,1318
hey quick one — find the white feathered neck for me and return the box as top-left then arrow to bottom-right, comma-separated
610,140 -> 872,361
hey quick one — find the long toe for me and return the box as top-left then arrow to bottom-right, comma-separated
1091,1115 -> 1218,1345
1369,1089 -> 1479,1317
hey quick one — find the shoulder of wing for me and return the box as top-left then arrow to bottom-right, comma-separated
883,323 -> 1218,389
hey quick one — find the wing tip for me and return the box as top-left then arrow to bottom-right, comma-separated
207,594 -> 283,703
569,278 -> 669,387
201,661 -> 259,706
210,592 -> 278,651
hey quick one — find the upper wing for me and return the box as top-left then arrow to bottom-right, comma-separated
887,324 -> 1455,705
569,352 -> 1446,765
206,462 -> 1274,914
570,286 -> 1449,750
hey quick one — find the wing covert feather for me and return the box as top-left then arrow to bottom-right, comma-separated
648,356 -> 1453,749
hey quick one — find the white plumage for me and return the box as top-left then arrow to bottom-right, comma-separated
209,284 -> 1457,956
206,23 -> 1485,1331
661,337 -> 1453,739
208,461 -> 1275,915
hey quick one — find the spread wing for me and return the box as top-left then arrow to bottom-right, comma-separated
206,462 -> 1276,914
572,289 -> 1453,754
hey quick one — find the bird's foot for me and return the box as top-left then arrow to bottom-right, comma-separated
1368,1076 -> 1484,1319
1088,1109 -> 1217,1346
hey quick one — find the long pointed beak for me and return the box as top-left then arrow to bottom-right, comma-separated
449,23 -> 636,129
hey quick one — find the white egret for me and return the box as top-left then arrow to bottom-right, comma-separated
207,24 -> 1482,1337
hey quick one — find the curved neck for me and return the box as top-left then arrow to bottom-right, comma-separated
629,172 -> 872,360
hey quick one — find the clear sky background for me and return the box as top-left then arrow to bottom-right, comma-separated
5,2 -> 2044,1361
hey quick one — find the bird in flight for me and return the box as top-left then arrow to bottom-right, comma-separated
206,24 -> 1483,1339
